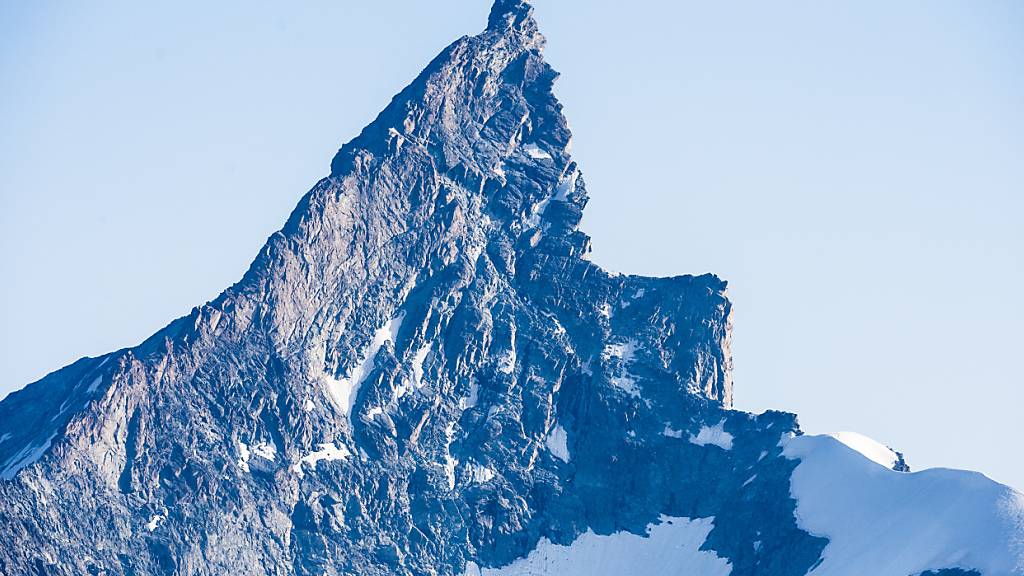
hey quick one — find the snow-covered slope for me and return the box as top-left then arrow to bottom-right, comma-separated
783,433 -> 1024,575
464,516 -> 732,576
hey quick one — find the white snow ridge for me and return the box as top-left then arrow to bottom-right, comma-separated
827,431 -> 898,469
782,433 -> 1024,575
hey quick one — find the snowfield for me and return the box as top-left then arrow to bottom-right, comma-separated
782,433 -> 1024,576
464,516 -> 731,576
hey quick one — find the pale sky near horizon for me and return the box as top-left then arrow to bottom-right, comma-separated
2,1 -> 1022,489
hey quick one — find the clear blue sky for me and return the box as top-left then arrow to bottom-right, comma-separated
2,1 -> 1022,488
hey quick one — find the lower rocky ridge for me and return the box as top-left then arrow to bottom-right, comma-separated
0,344 -> 823,576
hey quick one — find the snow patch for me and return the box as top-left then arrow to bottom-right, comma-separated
251,441 -> 275,461
237,441 -> 251,472
545,423 -> 570,463
604,339 -> 641,397
293,443 -> 352,477
86,375 -> 103,393
326,312 -> 406,422
387,127 -> 405,153
525,197 -> 551,229
609,375 -> 641,398
237,440 -> 274,472
689,420 -> 734,450
442,421 -> 459,490
391,342 -> 430,405
462,516 -> 730,576
497,351 -> 516,375
662,426 -> 685,439
146,513 -> 166,532
550,316 -> 566,338
411,343 -> 432,389
782,433 -> 1024,576
602,340 -> 638,363
523,143 -> 552,160
465,462 -> 496,484
497,326 -> 517,375
460,379 -> 480,410
0,432 -> 57,480
554,167 -> 579,201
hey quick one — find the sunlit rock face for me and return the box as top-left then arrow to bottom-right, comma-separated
1,2 -> 1021,575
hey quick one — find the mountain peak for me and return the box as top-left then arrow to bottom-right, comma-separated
487,0 -> 536,34
2,3 -> 1020,575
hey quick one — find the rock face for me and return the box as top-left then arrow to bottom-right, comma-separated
1,2 -> 1021,575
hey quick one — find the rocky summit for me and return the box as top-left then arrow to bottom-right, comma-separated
2,2 -> 1022,575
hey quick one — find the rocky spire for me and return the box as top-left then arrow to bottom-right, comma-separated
487,0 -> 537,34
2,2 -> 1020,575
0,3 -> 829,575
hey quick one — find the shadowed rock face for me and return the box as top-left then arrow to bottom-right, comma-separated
0,2 -> 830,574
